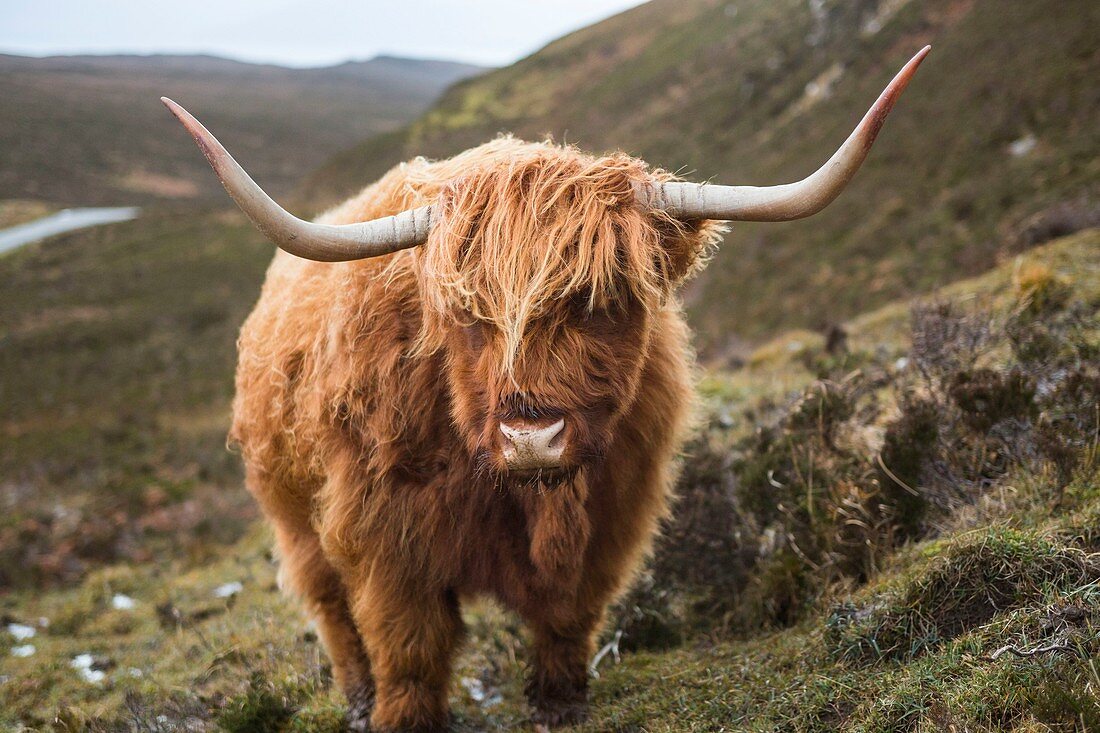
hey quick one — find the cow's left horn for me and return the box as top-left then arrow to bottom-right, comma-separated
640,46 -> 930,221
161,98 -> 432,261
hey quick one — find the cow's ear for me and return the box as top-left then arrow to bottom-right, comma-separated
658,222 -> 717,288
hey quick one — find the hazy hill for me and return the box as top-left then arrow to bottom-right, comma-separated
0,53 -> 484,204
306,0 -> 1099,356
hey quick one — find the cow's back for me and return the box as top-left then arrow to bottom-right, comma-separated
229,168 -> 444,516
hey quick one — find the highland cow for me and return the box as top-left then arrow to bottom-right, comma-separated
164,47 -> 928,732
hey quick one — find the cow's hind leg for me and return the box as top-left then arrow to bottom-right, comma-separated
273,523 -> 375,728
245,462 -> 374,721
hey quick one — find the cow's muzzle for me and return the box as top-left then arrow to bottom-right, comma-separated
499,417 -> 566,470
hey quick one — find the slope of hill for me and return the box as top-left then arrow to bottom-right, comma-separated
305,0 -> 1099,356
0,53 -> 484,205
2,219 -> 1096,729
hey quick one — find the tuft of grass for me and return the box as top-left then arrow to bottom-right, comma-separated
1013,259 -> 1072,315
217,672 -> 300,732
825,528 -> 1100,663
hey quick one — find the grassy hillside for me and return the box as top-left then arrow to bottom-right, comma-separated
2,226 -> 1096,729
0,211 -> 271,589
0,54 -> 483,205
305,0 -> 1099,357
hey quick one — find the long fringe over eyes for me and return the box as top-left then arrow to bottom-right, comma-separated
393,137 -> 719,372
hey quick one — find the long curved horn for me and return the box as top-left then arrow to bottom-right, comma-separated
161,98 -> 432,261
641,46 -> 930,221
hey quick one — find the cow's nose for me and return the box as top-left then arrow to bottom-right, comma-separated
499,418 -> 566,470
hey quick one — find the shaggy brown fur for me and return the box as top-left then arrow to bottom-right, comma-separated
230,137 -> 721,731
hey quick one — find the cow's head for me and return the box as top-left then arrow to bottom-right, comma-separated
411,141 -> 717,485
163,48 -> 929,485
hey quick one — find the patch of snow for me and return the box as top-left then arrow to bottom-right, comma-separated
71,653 -> 107,683
806,0 -> 827,46
214,581 -> 244,598
461,676 -> 486,702
7,623 -> 36,641
112,593 -> 137,610
803,62 -> 844,104
460,676 -> 502,708
1008,134 -> 1037,157
894,356 -> 910,371
12,644 -> 35,657
861,0 -> 913,36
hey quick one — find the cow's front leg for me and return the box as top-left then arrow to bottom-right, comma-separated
349,576 -> 463,733
525,616 -> 598,727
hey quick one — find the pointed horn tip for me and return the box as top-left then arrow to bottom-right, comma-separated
910,45 -> 931,69
899,46 -> 931,80
867,46 -> 931,129
160,97 -> 193,128
897,45 -> 931,81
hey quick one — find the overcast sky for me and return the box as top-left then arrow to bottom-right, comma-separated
0,0 -> 648,67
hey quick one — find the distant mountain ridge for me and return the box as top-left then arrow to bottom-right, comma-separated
305,0 -> 1099,354
0,52 -> 485,205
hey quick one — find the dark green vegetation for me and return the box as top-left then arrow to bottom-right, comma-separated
306,0 -> 1099,356
2,217 -> 1096,729
0,53 -> 483,204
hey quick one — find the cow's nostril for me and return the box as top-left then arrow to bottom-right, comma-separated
499,419 -> 566,470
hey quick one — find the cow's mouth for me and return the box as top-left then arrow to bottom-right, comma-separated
506,465 -> 578,490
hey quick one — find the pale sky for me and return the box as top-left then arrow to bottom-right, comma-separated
0,0 -> 648,67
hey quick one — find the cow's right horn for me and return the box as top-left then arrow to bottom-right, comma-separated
639,46 -> 930,222
162,97 -> 433,261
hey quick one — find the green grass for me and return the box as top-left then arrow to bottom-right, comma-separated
2,227 -> 1096,730
306,0 -> 1100,358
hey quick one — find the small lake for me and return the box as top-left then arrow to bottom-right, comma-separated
0,207 -> 141,255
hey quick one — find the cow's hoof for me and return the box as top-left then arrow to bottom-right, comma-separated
532,699 -> 589,728
345,685 -> 375,732
370,723 -> 449,733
